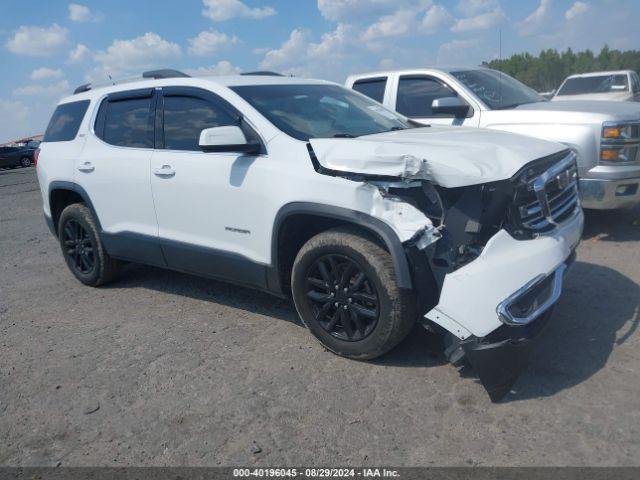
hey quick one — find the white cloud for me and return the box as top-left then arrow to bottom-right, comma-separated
30,67 -> 64,81
422,4 -> 454,34
518,0 -> 552,36
13,80 -> 71,98
361,9 -> 417,41
188,60 -> 242,76
260,29 -> 310,71
451,7 -> 506,32
0,99 -> 31,142
456,0 -> 498,15
437,37 -> 493,64
67,43 -> 90,64
5,24 -> 68,56
68,3 -> 98,22
92,33 -> 182,80
260,25 -> 356,78
188,30 -> 238,56
565,1 -> 589,20
202,0 -> 275,21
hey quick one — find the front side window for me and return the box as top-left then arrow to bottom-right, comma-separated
451,69 -> 544,110
353,77 -> 387,103
44,100 -> 90,142
396,76 -> 458,117
231,84 -> 412,141
558,74 -> 629,96
96,95 -> 153,148
163,95 -> 236,151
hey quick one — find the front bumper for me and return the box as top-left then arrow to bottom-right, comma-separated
424,209 -> 583,401
580,177 -> 640,209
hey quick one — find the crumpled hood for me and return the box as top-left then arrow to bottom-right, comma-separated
515,99 -> 640,120
309,126 -> 565,188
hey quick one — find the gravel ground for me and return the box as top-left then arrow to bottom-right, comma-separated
1,167 -> 639,467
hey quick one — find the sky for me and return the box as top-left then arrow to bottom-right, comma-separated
0,0 -> 638,142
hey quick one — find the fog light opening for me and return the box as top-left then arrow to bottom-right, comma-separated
615,184 -> 639,197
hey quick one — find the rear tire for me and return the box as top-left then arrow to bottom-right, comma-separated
58,203 -> 120,286
20,157 -> 31,168
291,227 -> 416,360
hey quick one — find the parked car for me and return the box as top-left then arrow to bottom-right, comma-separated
0,140 -> 40,169
553,70 -> 640,102
37,70 -> 583,401
346,67 -> 640,209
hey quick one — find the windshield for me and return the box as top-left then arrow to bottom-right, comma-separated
231,84 -> 412,141
558,75 -> 629,95
451,69 -> 544,110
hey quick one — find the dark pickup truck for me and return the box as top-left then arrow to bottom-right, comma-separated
0,140 -> 40,169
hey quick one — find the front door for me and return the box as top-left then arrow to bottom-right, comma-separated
393,74 -> 481,127
149,87 -> 268,287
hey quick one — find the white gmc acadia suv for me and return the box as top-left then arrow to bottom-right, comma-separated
37,69 -> 584,401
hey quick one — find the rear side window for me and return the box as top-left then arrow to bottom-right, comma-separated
396,76 -> 458,117
163,95 -> 236,151
95,92 -> 154,148
353,77 -> 387,103
43,100 -> 90,142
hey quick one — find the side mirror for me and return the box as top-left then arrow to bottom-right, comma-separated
431,97 -> 471,118
199,126 -> 260,154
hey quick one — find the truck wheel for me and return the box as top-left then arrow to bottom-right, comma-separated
291,227 -> 416,360
58,203 -> 120,286
20,157 -> 32,168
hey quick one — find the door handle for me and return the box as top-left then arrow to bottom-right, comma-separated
77,162 -> 94,173
153,164 -> 175,177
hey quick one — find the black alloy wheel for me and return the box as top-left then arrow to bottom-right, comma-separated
62,219 -> 96,275
305,254 -> 379,342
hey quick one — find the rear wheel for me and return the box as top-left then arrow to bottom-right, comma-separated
58,203 -> 120,286
291,227 -> 416,360
20,157 -> 31,168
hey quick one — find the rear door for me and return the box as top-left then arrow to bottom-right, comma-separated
392,74 -> 480,127
77,88 -> 164,265
149,86 -> 268,287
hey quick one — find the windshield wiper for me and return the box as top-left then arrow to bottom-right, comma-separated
332,133 -> 357,138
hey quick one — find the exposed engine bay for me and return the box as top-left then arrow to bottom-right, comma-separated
307,139 -> 583,401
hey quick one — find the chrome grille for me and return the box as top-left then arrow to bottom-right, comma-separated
518,153 -> 580,231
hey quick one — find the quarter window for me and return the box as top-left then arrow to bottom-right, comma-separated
162,95 -> 236,151
44,100 -> 90,142
353,77 -> 387,103
96,95 -> 154,148
396,76 -> 458,117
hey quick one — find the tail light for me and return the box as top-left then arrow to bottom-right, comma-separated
33,148 -> 40,167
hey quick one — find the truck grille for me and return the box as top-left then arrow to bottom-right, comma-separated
517,152 -> 580,232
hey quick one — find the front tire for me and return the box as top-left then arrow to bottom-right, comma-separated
58,203 -> 120,286
291,227 -> 416,360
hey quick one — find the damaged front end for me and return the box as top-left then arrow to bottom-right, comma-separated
308,137 -> 583,402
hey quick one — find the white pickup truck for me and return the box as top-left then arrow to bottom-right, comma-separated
346,67 -> 640,209
553,70 -> 640,103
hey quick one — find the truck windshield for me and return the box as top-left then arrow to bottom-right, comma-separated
557,75 -> 629,95
451,69 -> 544,110
231,84 -> 412,141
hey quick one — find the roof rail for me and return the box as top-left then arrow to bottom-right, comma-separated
240,71 -> 284,76
142,69 -> 190,79
72,69 -> 191,95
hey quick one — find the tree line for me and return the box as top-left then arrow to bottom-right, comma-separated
484,46 -> 640,92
